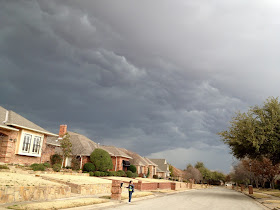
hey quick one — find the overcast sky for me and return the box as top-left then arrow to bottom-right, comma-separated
1,0 -> 280,173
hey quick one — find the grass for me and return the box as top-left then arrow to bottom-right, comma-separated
251,193 -> 270,199
7,198 -> 109,210
0,165 -> 9,169
263,200 -> 280,204
255,189 -> 280,198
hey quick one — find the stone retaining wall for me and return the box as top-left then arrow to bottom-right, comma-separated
0,185 -> 71,204
41,176 -> 111,195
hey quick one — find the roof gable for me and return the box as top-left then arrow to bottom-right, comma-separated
0,106 -> 57,136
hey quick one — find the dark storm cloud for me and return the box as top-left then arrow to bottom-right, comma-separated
1,0 -> 280,172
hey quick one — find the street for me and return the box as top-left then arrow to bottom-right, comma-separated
104,187 -> 264,210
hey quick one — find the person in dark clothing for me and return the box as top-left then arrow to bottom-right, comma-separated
126,180 -> 134,203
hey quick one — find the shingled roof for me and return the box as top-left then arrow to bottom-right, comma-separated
101,145 -> 132,159
149,159 -> 169,172
66,131 -> 99,156
0,106 -> 57,136
118,148 -> 156,166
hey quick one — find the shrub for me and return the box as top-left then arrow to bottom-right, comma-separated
126,171 -> 133,178
89,172 -> 94,176
50,154 -> 62,165
83,163 -> 95,172
94,171 -> 101,177
52,163 -> 61,172
128,164 -> 137,173
153,175 -> 158,179
43,162 -> 51,168
100,172 -> 105,177
108,171 -> 116,176
132,173 -> 138,178
71,158 -> 80,171
117,170 -> 126,177
90,149 -> 113,171
30,163 -> 45,171
0,165 -> 9,170
104,171 -> 110,176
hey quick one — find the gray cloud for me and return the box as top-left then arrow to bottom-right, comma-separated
1,0 -> 280,172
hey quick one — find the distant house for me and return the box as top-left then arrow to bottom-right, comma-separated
100,145 -> 132,171
53,125 -> 132,170
118,148 -> 157,178
0,106 -> 58,165
171,165 -> 184,181
149,159 -> 170,179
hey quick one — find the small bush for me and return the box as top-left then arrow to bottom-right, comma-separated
94,171 -> 101,177
126,171 -> 133,178
128,164 -> 137,173
132,173 -> 138,178
83,163 -> 95,172
71,158 -> 80,171
117,170 -> 126,177
104,171 -> 110,176
52,163 -> 61,172
0,165 -> 9,170
89,172 -> 94,176
43,162 -> 51,168
153,175 -> 158,179
100,172 -> 105,177
108,171 -> 116,176
50,154 -> 62,165
30,163 -> 45,171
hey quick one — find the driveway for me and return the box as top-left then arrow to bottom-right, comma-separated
104,187 -> 265,210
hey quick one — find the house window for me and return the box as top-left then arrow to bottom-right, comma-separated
32,136 -> 41,154
22,134 -> 32,152
19,131 -> 44,157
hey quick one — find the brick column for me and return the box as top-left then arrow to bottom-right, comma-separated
138,181 -> 142,191
171,182 -> 176,190
111,180 -> 122,200
241,185 -> 244,192
248,185 -> 253,194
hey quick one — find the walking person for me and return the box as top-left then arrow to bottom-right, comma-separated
126,180 -> 134,203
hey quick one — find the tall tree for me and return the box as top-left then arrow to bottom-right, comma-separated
60,132 -> 72,168
242,158 -> 280,189
184,164 -> 202,183
219,97 -> 280,164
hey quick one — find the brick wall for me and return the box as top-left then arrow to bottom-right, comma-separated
0,129 -> 18,163
41,176 -> 111,195
158,182 -> 172,189
111,157 -> 130,171
0,185 -> 71,204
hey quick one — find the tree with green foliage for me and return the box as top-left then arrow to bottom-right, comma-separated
60,132 -> 72,168
90,148 -> 113,171
147,168 -> 150,178
219,97 -> 280,164
169,164 -> 174,177
195,162 -> 212,183
128,164 -> 137,173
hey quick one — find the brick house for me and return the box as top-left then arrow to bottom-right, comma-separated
100,145 -> 132,171
54,125 -> 132,170
149,159 -> 170,179
0,106 -> 58,165
118,148 -> 157,178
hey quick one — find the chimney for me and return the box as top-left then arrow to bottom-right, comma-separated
59,125 -> 67,137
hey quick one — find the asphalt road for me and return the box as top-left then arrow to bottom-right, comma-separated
105,187 -> 265,210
